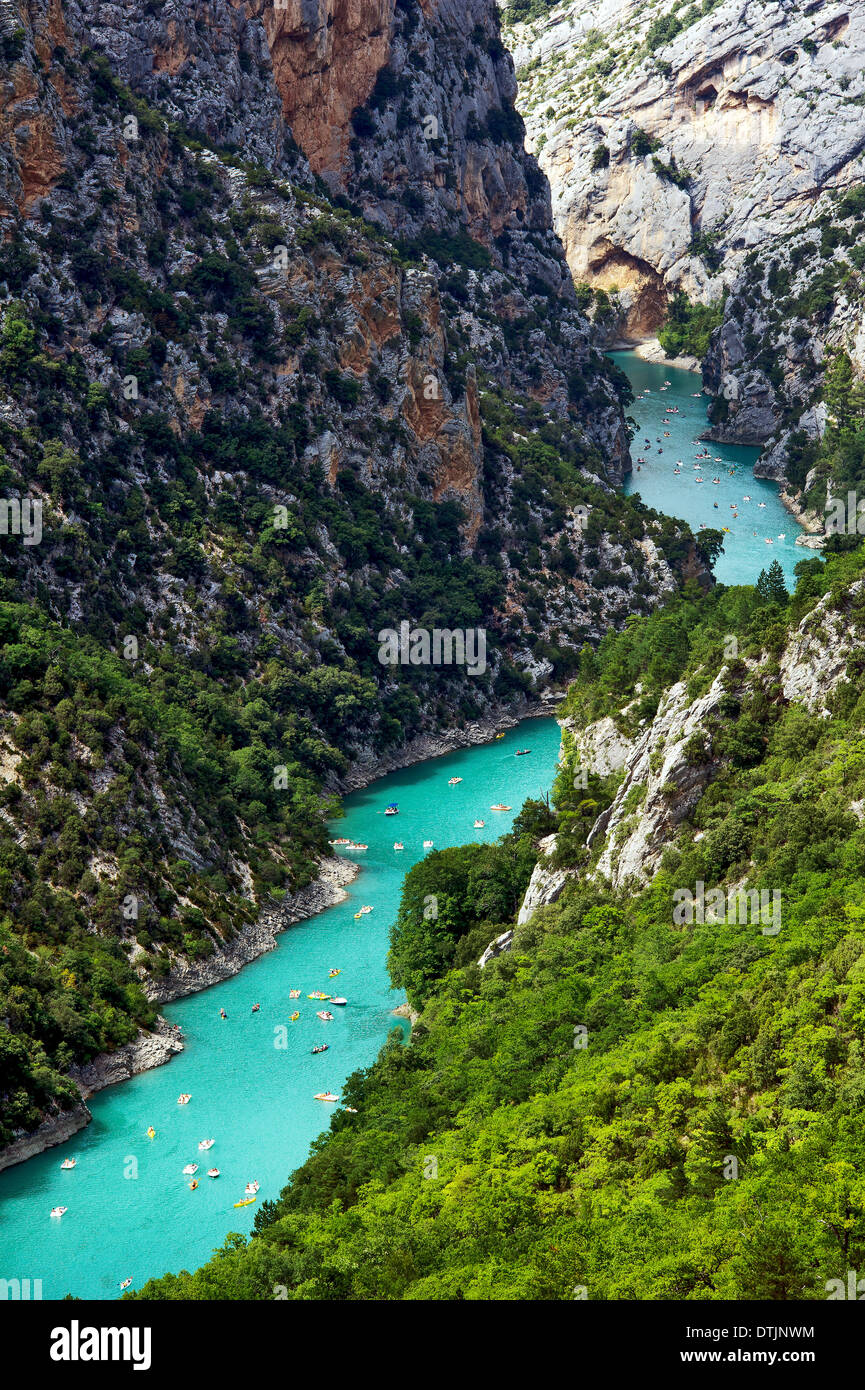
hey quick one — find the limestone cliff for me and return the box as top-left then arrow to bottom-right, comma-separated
504,0 -> 865,337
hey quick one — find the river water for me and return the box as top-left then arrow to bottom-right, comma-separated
0,718 -> 562,1300
613,353 -> 802,587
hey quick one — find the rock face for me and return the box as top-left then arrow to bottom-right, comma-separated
700,179 -> 865,479
504,0 -> 865,336
0,1103 -> 91,1175
69,1019 -> 183,1097
516,831 -> 572,922
145,856 -> 357,1003
589,673 -> 729,890
574,582 -> 865,890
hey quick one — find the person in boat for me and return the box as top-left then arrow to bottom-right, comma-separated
220,1008 -> 227,1019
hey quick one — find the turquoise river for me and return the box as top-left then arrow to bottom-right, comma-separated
613,352 -> 801,587
0,354 -> 796,1299
0,719 -> 563,1299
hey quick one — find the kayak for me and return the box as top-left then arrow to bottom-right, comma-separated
234,1197 -> 256,1208
290,1011 -> 300,1021
119,1278 -> 133,1290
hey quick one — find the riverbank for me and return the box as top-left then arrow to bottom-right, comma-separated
616,337 -> 701,374
333,693 -> 564,794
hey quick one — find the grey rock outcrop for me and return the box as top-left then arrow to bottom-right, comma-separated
504,0 -> 865,336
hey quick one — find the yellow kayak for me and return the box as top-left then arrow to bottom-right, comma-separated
233,1196 -> 256,1208
290,1011 -> 299,1021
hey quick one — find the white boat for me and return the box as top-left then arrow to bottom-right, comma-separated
244,1180 -> 260,1196
50,1206 -> 67,1218
177,1093 -> 191,1105
60,1158 -> 76,1170
314,1092 -> 339,1102
490,803 -> 511,811
394,842 -> 404,851
207,1168 -> 220,1179
473,820 -> 485,828
423,840 -> 434,849
182,1163 -> 199,1176
198,1138 -> 215,1151
317,1010 -> 334,1021
119,1278 -> 133,1290
448,777 -> 462,785
359,905 -> 373,914
330,997 -> 347,1005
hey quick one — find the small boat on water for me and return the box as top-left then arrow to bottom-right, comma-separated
344,1107 -> 358,1114
385,803 -> 399,816
346,843 -> 368,851
515,749 -> 530,756
495,733 -> 505,739
207,1168 -> 220,1178
490,804 -> 511,811
60,1158 -> 76,1170
359,905 -> 373,914
330,997 -> 347,1006
394,842 -> 404,851
146,1126 -> 156,1140
50,1206 -> 67,1218
473,820 -> 485,828
311,1044 -> 329,1054
289,988 -> 300,998
448,777 -> 463,785
423,840 -> 434,849
120,1278 -> 133,1290
177,1093 -> 191,1105
290,1010 -> 299,1021
317,1010 -> 334,1021
182,1164 -> 199,1176
308,991 -> 331,1000
234,1197 -> 256,1208
314,1092 -> 339,1102
198,1139 -> 215,1151
329,969 -> 341,978
245,1181 -> 260,1196
189,1180 -> 199,1190
354,911 -> 364,919
251,1003 -> 260,1013
330,837 -> 351,845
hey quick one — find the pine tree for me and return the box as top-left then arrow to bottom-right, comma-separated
756,559 -> 787,604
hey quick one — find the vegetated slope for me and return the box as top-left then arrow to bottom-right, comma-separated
701,184 -> 865,527
132,546 -> 865,1300
502,0 -> 865,340
0,1 -> 708,1145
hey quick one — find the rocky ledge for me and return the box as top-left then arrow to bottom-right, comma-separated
145,856 -> 358,1005
0,1104 -> 92,1176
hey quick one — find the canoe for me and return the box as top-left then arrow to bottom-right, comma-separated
233,1197 -> 256,1208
